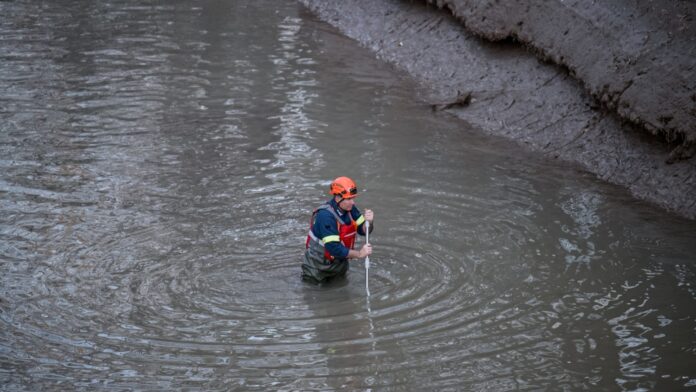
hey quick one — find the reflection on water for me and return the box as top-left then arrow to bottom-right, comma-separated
1,0 -> 696,390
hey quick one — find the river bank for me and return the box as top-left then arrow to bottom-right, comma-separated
299,0 -> 696,219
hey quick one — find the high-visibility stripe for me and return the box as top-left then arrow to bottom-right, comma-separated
322,235 -> 340,243
355,215 -> 365,225
308,230 -> 322,245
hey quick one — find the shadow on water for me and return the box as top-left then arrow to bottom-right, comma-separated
300,268 -> 409,390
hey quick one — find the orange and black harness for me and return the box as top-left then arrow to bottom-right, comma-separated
305,204 -> 365,262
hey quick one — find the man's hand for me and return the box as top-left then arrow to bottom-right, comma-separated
359,244 -> 372,258
364,209 -> 374,223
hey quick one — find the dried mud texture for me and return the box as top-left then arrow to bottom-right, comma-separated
428,0 -> 696,160
300,0 -> 696,220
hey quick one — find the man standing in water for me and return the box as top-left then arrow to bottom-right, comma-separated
303,176 -> 374,282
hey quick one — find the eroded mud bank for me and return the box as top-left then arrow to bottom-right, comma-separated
299,0 -> 696,219
427,0 -> 696,155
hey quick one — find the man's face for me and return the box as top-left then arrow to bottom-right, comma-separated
338,197 -> 355,211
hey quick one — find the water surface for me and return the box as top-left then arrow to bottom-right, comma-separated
1,1 -> 696,390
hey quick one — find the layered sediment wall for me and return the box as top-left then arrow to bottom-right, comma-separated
429,0 -> 696,156
300,0 -> 696,219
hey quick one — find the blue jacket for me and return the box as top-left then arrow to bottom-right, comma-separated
311,198 -> 370,259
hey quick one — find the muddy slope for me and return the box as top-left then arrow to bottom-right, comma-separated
429,0 -> 696,153
299,0 -> 696,220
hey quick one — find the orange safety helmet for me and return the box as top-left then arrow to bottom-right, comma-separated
330,176 -> 358,199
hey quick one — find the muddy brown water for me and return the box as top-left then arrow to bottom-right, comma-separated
1,1 -> 695,391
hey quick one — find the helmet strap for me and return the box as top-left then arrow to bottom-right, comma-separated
335,195 -> 347,212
